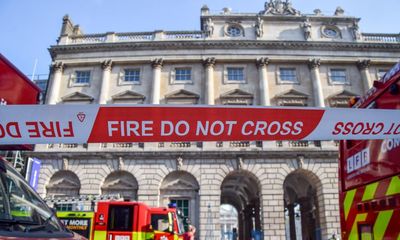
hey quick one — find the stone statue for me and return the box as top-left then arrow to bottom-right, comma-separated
302,19 -> 312,40
261,0 -> 300,15
203,18 -> 214,37
255,15 -> 264,37
351,20 -> 361,40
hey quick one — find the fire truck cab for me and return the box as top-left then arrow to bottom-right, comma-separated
339,62 -> 400,239
92,201 -> 186,240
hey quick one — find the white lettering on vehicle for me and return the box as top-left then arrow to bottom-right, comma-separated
380,138 -> 400,153
347,148 -> 370,174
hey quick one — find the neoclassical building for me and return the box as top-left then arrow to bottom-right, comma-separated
31,1 -> 400,239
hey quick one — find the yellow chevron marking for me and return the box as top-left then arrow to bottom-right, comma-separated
349,213 -> 367,240
373,210 -> 393,240
344,189 -> 357,220
93,230 -> 106,240
386,176 -> 400,196
362,182 -> 379,201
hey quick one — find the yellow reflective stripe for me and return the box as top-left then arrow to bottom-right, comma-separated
349,213 -> 367,240
362,182 -> 379,201
373,210 -> 393,240
386,176 -> 400,196
133,231 -> 154,240
93,230 -> 106,240
361,232 -> 373,240
397,232 -> 400,240
344,189 -> 357,220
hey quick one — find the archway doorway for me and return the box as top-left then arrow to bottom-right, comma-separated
283,170 -> 322,240
220,204 -> 238,240
221,171 -> 262,240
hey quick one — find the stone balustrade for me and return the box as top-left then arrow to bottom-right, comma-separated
361,33 -> 400,43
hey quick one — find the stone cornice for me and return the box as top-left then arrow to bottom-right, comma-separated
49,40 -> 400,59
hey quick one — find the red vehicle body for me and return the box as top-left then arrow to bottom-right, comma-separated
92,201 -> 187,240
0,53 -> 41,150
339,62 -> 400,239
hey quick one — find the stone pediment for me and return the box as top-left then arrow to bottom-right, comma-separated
162,179 -> 199,191
165,89 -> 200,100
47,178 -> 80,189
62,92 -> 94,102
220,89 -> 254,105
328,90 -> 357,108
275,89 -> 308,106
102,179 -> 138,190
165,89 -> 199,104
112,90 -> 145,102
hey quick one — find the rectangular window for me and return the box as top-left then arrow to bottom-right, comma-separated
227,67 -> 244,81
170,199 -> 189,231
75,71 -> 90,84
54,203 -> 73,211
175,68 -> 192,82
124,69 -> 140,82
151,214 -> 170,232
330,69 -> 347,84
108,205 -> 133,231
279,68 -> 297,83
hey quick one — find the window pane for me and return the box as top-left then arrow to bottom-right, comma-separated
75,71 -> 90,84
227,67 -> 244,81
151,214 -> 169,232
330,69 -> 347,83
378,69 -> 387,79
280,68 -> 297,82
175,68 -> 191,81
108,205 -> 133,231
124,69 -> 140,82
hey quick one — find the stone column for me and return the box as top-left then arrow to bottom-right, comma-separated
308,59 -> 325,107
256,57 -> 270,106
151,58 -> 163,104
47,62 -> 64,105
357,59 -> 372,93
202,57 -> 216,105
99,59 -> 112,104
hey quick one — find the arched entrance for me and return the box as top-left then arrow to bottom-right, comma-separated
46,170 -> 80,197
283,170 -> 322,240
101,170 -> 138,200
159,171 -> 200,231
221,171 -> 262,240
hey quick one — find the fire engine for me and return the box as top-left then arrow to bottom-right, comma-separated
339,62 -> 400,239
91,201 -> 188,240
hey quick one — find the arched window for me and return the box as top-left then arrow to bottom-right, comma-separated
46,170 -> 80,198
101,171 -> 138,201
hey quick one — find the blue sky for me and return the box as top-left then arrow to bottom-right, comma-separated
0,0 -> 398,77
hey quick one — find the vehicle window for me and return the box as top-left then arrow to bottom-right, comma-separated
108,205 -> 133,231
151,214 -> 170,232
0,163 -> 63,232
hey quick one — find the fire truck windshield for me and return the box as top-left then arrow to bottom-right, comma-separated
0,160 -> 67,235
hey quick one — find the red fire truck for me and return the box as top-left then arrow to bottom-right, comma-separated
339,62 -> 400,240
92,201 -> 188,240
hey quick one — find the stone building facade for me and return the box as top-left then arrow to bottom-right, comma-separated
31,1 -> 400,239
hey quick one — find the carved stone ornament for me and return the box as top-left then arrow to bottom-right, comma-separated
51,62 -> 64,73
203,18 -> 214,37
255,15 -> 264,37
334,6 -> 344,16
236,157 -> 244,170
351,20 -> 361,40
256,57 -> 270,68
101,59 -> 112,71
151,58 -> 163,68
261,0 -> 300,16
202,57 -> 216,67
62,157 -> 69,170
296,155 -> 304,169
176,157 -> 183,170
357,59 -> 371,70
118,157 -> 124,171
302,19 -> 312,40
308,58 -> 321,70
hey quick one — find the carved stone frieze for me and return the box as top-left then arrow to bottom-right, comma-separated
261,0 -> 300,16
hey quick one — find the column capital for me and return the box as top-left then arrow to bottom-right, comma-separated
256,57 -> 270,68
357,59 -> 371,70
50,62 -> 64,73
202,57 -> 216,67
101,59 -> 113,71
308,58 -> 321,69
151,58 -> 164,68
